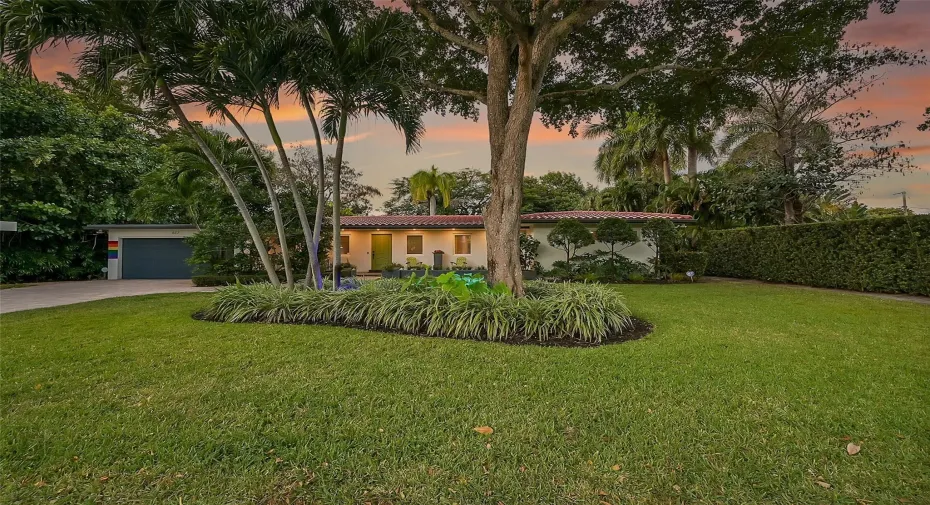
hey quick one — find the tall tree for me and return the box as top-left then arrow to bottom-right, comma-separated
583,110 -> 681,184
1,0 -> 282,285
382,168 -> 490,215
409,165 -> 456,215
405,0 -> 762,294
522,172 -> 594,213
305,4 -> 424,289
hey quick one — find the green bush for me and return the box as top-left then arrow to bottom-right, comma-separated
664,251 -> 709,278
201,280 -> 635,344
702,216 -> 930,295
192,274 -> 271,287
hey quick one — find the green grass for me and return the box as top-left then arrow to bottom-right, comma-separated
0,283 -> 35,290
2,284 -> 928,504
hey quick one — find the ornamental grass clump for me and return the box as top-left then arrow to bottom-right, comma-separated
201,280 -> 635,344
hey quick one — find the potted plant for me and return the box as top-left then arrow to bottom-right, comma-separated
432,249 -> 445,269
381,263 -> 404,278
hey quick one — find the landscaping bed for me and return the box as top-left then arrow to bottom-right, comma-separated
198,279 -> 639,345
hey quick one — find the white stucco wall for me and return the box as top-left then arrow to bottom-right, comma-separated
105,228 -> 198,279
527,224 -> 653,268
341,224 -> 654,272
340,228 -> 488,271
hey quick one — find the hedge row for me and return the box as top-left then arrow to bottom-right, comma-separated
663,251 -> 709,278
701,215 -> 930,295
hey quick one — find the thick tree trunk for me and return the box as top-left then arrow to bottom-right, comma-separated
157,80 -> 279,286
263,107 -> 317,286
484,35 -> 536,297
775,130 -> 799,224
429,195 -> 437,216
300,92 -> 326,290
224,108 -> 294,288
331,110 -> 349,290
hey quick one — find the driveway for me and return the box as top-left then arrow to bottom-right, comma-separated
0,280 -> 215,314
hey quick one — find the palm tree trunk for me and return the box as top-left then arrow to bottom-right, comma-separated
302,98 -> 327,290
262,106 -> 316,286
662,151 -> 672,184
223,107 -> 294,288
331,110 -> 349,291
429,195 -> 437,216
687,124 -> 698,186
157,80 -> 279,286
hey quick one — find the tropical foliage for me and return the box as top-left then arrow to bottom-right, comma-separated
0,67 -> 161,282
201,280 -> 633,344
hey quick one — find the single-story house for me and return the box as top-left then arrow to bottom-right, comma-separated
339,211 -> 693,272
88,211 -> 692,279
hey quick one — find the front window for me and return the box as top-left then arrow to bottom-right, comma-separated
407,235 -> 423,254
454,234 -> 471,255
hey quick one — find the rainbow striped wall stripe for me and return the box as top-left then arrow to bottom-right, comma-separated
107,240 -> 118,260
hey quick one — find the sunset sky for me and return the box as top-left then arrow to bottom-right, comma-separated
27,1 -> 930,213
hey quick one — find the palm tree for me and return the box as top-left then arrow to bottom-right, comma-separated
302,4 -> 424,289
0,0 -> 281,285
719,92 -> 832,224
583,110 -> 681,184
672,123 -> 717,185
409,165 -> 456,215
196,0 -> 319,288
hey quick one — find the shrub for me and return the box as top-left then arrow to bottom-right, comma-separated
519,233 -> 541,270
201,280 -> 635,344
192,274 -> 271,287
641,218 -> 681,279
627,273 -> 646,283
702,216 -> 930,295
547,219 -> 594,264
669,273 -> 688,283
664,251 -> 709,278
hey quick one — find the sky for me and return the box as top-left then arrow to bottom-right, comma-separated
26,1 -> 930,214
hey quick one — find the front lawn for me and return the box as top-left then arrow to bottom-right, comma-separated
2,284 -> 928,503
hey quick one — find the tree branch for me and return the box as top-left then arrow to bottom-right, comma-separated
488,1 -> 531,44
538,64 -> 719,101
423,80 -> 487,103
406,0 -> 487,55
458,0 -> 485,27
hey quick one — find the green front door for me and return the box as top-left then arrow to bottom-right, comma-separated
371,234 -> 393,271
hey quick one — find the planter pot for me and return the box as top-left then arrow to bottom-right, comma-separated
522,270 -> 538,280
433,253 -> 444,270
381,270 -> 402,279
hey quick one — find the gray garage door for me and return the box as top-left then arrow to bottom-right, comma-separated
122,238 -> 194,279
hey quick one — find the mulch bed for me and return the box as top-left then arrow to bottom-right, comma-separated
192,312 -> 653,348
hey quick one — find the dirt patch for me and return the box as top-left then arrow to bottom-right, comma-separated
192,312 -> 653,348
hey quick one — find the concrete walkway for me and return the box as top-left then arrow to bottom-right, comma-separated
0,280 -> 215,314
703,277 -> 930,305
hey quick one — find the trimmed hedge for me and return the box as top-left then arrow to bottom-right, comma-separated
664,251 -> 709,278
702,215 -> 930,295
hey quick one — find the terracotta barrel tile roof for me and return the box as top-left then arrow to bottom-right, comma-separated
341,211 -> 692,229
340,214 -> 484,228
520,211 -> 693,221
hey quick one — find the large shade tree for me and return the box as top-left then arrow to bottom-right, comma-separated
405,0 -> 909,295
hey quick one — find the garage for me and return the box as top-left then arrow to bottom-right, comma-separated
122,238 -> 194,279
85,224 -> 199,280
